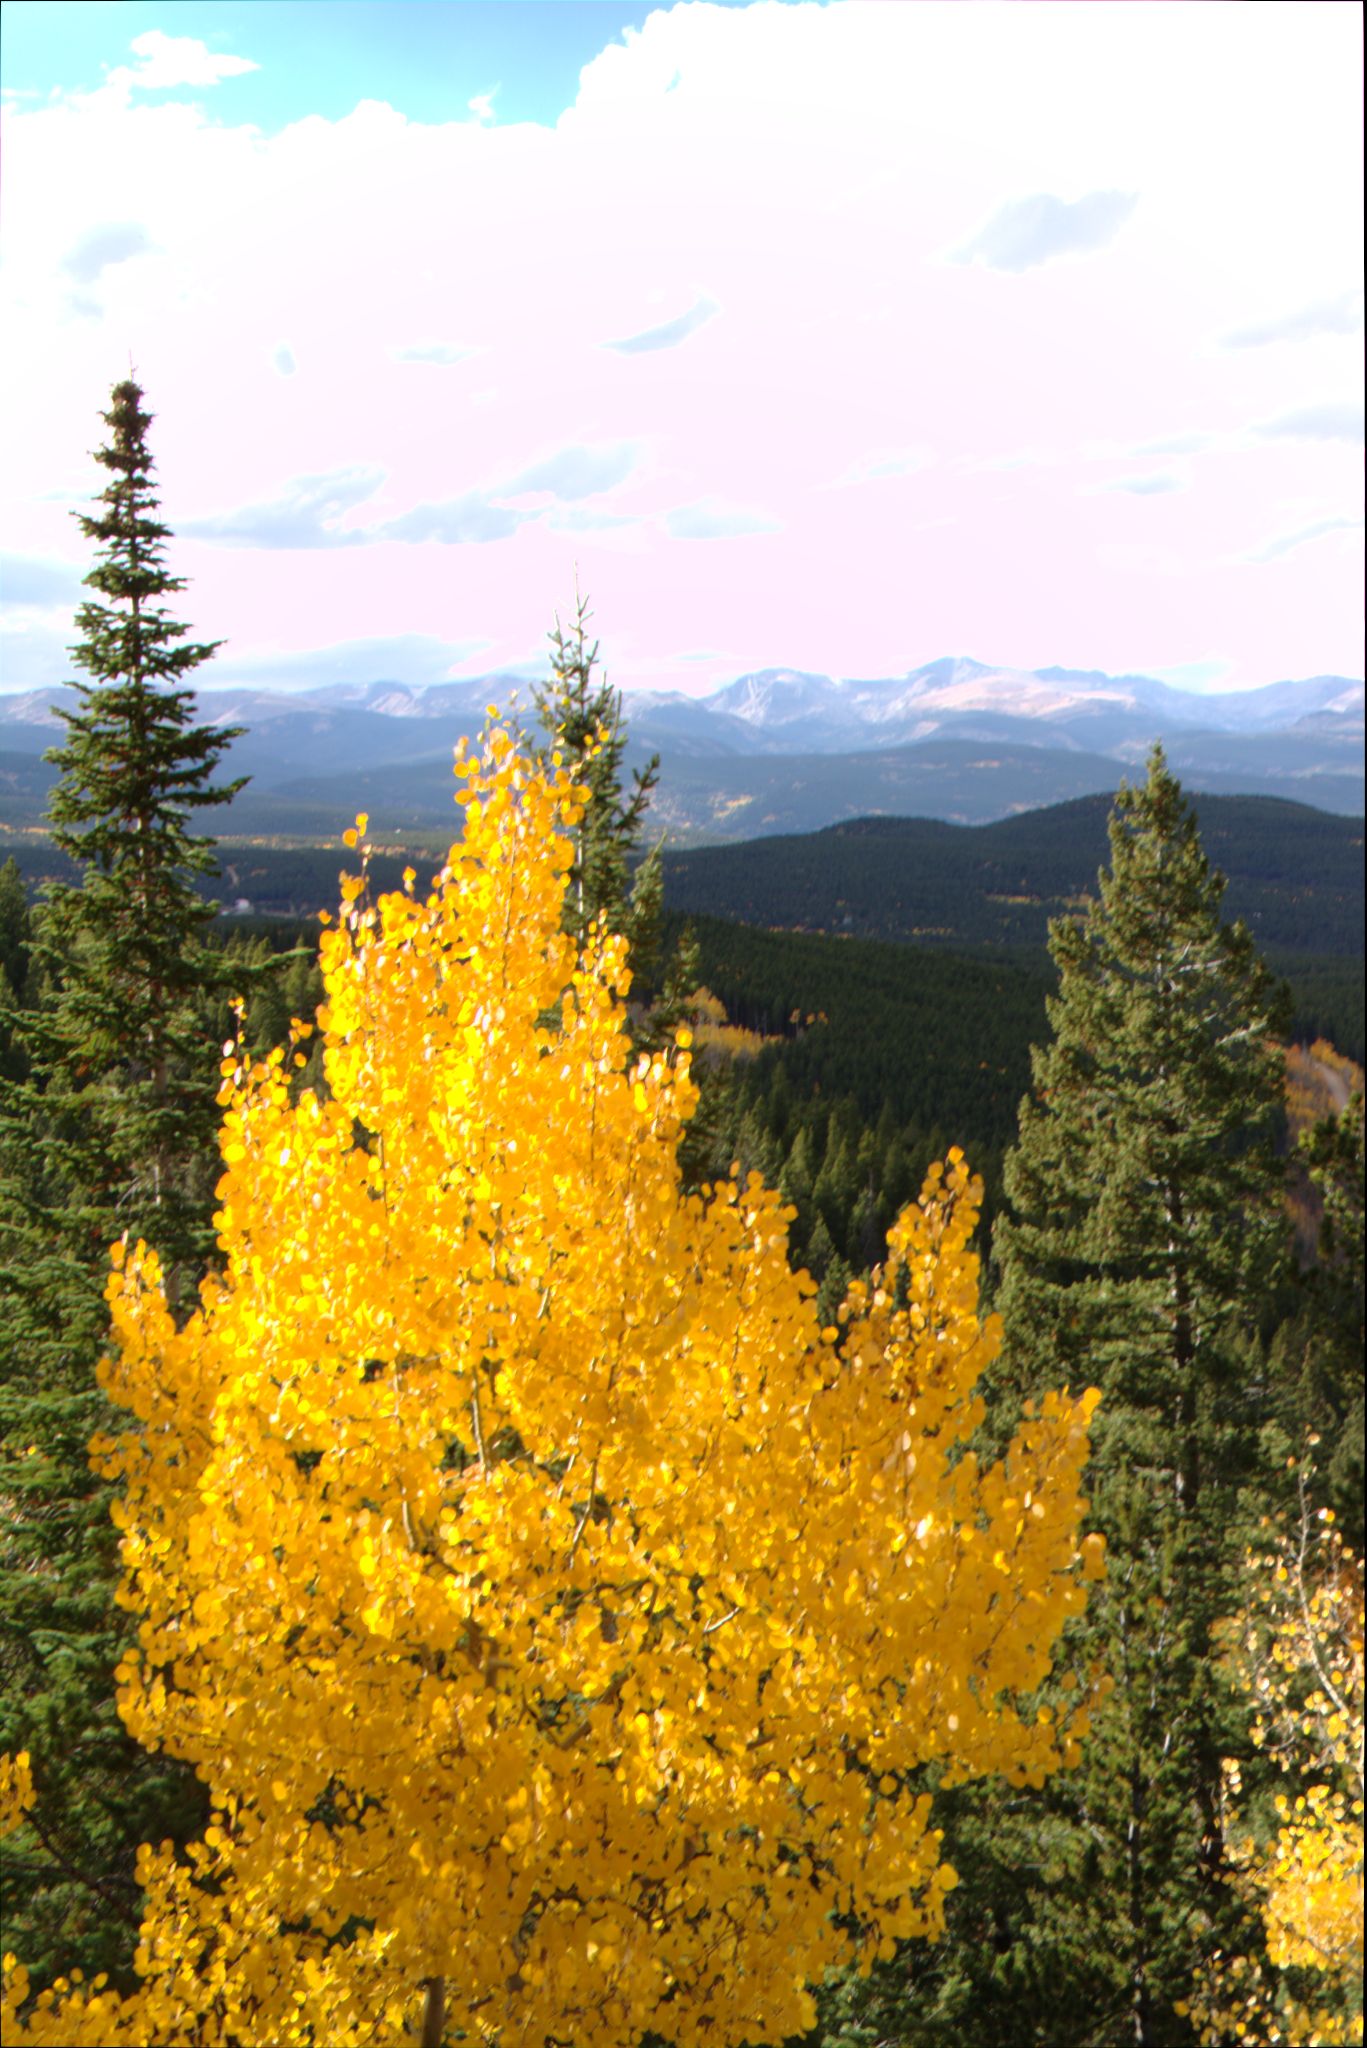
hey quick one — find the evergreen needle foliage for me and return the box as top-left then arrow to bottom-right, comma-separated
817,747 -> 1297,2048
0,378 -> 245,1987
530,585 -> 700,1053
980,746 -> 1291,2045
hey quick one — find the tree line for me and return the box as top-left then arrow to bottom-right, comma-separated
0,381 -> 1361,2046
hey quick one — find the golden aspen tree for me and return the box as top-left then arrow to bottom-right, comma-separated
4,722 -> 1104,2047
1183,1496 -> 1363,2048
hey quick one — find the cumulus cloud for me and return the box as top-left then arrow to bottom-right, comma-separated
376,492 -> 526,545
467,91 -> 498,125
392,342 -> 476,365
665,500 -> 780,541
955,191 -> 1138,272
605,296 -> 719,354
1253,401 -> 1365,443
115,30 -> 259,93
1223,290 -> 1363,349
1246,515 -> 1363,563
0,552 -> 84,608
502,442 -> 638,501
181,467 -> 386,548
62,222 -> 152,285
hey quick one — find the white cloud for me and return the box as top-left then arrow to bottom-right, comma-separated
115,31 -> 260,93
954,191 -> 1138,273
502,442 -> 638,501
665,500 -> 780,541
0,1 -> 1360,690
62,221 -> 152,285
1103,473 -> 1184,497
1253,401 -> 1365,444
392,342 -> 476,365
1222,290 -> 1364,350
605,297 -> 718,354
1245,515 -> 1363,564
377,492 -> 527,546
824,449 -> 931,489
182,468 -> 386,548
0,551 -> 84,608
209,633 -> 489,689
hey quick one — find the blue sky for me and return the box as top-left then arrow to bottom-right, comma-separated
1,1 -> 762,129
1,2 -> 1361,700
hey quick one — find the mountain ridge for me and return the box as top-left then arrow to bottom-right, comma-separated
2,660 -> 1360,840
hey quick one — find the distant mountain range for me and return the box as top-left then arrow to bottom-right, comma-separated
1,658 -> 1361,838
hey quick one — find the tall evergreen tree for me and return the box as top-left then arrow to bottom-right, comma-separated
529,584 -> 707,1056
814,748 -> 1294,2048
988,746 -> 1291,2044
531,582 -> 663,968
0,378 -> 244,1987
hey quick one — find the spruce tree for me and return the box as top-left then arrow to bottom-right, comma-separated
0,378 -> 244,1986
531,582 -> 663,967
814,748 -> 1293,2048
989,746 -> 1291,2044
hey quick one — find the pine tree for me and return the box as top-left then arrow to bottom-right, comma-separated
1293,1092 -> 1365,1521
818,747 -> 1294,2048
0,857 -> 33,1082
987,746 -> 1290,2044
531,582 -> 662,969
0,378 -> 244,1987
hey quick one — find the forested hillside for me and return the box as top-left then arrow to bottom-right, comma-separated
661,795 -> 1363,955
2,383 -> 1361,2048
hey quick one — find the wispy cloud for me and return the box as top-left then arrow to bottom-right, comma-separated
1246,515 -> 1362,563
62,222 -> 152,285
665,499 -> 779,541
502,442 -> 638,501
0,551 -> 84,608
955,191 -> 1138,273
1132,430 -> 1213,458
824,449 -> 930,489
392,342 -> 477,366
182,467 -> 386,548
1222,290 -> 1363,349
1105,473 -> 1184,496
546,507 -> 640,533
1253,400 -> 1364,444
209,633 -> 489,689
376,491 -> 526,545
605,296 -> 719,354
179,451 -> 627,550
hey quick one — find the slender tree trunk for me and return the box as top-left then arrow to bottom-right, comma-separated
420,1974 -> 446,2048
1128,1755 -> 1149,2047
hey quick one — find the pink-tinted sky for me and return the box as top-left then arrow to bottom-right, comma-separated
1,1 -> 1362,700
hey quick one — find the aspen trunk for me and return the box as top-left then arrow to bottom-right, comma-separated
420,1975 -> 446,2048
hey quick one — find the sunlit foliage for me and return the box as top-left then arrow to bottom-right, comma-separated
1185,1494 -> 1363,2047
4,725 -> 1102,2045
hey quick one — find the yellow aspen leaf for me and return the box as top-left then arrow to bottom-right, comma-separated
15,718 -> 1105,2048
